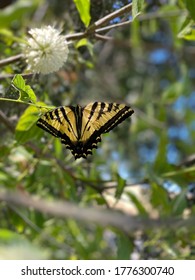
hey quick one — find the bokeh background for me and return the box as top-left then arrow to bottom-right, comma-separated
0,0 -> 195,259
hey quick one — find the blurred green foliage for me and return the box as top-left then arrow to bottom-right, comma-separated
0,0 -> 195,260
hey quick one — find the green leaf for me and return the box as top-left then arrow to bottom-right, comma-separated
73,0 -> 91,27
16,106 -> 39,131
186,0 -> 195,21
162,81 -> 184,102
132,0 -> 144,20
163,65 -> 189,102
178,17 -> 195,40
75,38 -> 88,48
75,38 -> 94,58
54,138 -> 63,158
115,174 -> 126,200
117,232 -> 133,259
0,28 -> 25,44
172,189 -> 187,215
67,220 -> 87,257
12,74 -> 37,103
153,133 -> 168,174
15,105 -> 42,143
150,182 -> 171,215
126,191 -> 148,216
15,123 -> 42,144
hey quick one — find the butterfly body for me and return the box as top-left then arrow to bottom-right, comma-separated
37,102 -> 134,159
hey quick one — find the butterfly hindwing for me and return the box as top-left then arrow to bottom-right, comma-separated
36,102 -> 134,159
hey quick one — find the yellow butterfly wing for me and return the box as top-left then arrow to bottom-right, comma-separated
37,102 -> 134,159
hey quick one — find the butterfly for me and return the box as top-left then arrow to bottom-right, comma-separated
36,102 -> 134,159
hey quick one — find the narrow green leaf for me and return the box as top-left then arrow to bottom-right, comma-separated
186,0 -> 195,21
172,189 -> 187,215
150,182 -> 171,215
117,232 -> 133,259
24,85 -> 37,103
54,138 -> 62,158
12,74 -> 37,103
162,81 -> 184,102
73,0 -> 91,27
75,38 -> 88,48
132,0 -> 144,20
153,132 -> 168,174
115,174 -> 126,199
67,220 -> 87,257
126,191 -> 148,216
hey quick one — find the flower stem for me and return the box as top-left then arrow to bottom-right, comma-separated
0,97 -> 53,109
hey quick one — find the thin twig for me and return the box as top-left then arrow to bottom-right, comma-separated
65,3 -> 132,41
86,3 -> 132,34
94,33 -> 114,41
0,54 -> 23,67
0,191 -> 194,232
96,19 -> 132,33
0,97 -> 54,110
0,73 -> 38,81
65,32 -> 87,41
162,166 -> 195,178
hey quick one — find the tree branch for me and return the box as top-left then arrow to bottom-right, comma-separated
0,191 -> 194,232
87,3 -> 132,34
0,54 -> 23,67
65,3 -> 132,41
0,4 -> 186,73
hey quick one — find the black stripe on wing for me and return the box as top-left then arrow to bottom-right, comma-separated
37,107 -> 81,157
36,116 -> 74,151
37,107 -> 73,141
100,104 -> 134,134
81,102 -> 99,137
37,116 -> 60,138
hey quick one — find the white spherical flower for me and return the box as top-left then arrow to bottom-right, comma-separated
23,26 -> 69,74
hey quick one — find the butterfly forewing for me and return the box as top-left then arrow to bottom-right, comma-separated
83,102 -> 134,134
